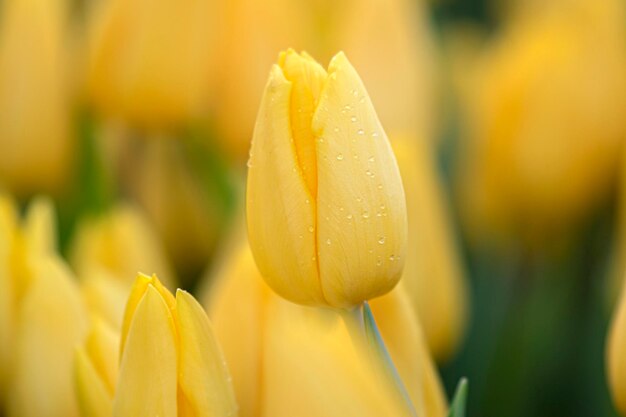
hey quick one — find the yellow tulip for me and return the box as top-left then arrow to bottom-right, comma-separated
608,276 -> 626,416
106,274 -> 237,417
0,0 -> 73,195
69,204 -> 175,288
203,239 -> 447,417
80,269 -> 129,330
247,50 -> 407,308
392,135 -> 469,362
9,255 -> 88,417
84,0 -> 217,128
210,0 -> 437,161
75,318 -> 120,417
456,0 -> 626,246
0,196 -> 59,401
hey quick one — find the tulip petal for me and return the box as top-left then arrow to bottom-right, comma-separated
176,289 -> 238,417
113,285 -> 178,417
313,52 -> 407,307
0,194 -> 17,396
9,256 -> 87,417
23,196 -> 57,255
247,64 -> 322,305
84,317 -> 120,394
204,240 -> 269,417
119,273 -> 176,359
81,269 -> 129,329
75,347 -> 113,417
278,49 -> 327,196
262,295 -> 412,417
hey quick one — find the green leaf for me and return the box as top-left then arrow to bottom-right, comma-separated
447,378 -> 469,417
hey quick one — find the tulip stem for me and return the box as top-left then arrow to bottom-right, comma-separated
341,303 -> 418,417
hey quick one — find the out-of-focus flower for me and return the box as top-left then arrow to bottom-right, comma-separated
456,0 -> 626,247
247,50 -> 407,308
210,0 -> 437,161
607,275 -> 626,416
84,0 -> 218,128
202,239 -> 447,417
76,273 -> 238,417
0,0 -> 73,196
129,137 -> 225,282
69,204 -> 175,288
392,134 -> 468,362
0,196 -> 87,417
75,318 -> 119,417
80,269 -> 129,330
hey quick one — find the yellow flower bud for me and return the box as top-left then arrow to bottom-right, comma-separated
84,0 -> 217,127
0,0 -> 73,196
456,0 -> 626,246
9,255 -> 88,417
392,134 -> 469,362
113,274 -> 237,417
608,279 -> 626,416
203,238 -> 446,417
75,318 -> 119,417
247,50 -> 407,308
69,204 -> 175,287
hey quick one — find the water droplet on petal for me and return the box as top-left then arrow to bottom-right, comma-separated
333,127 -> 340,133
362,211 -> 370,219
357,129 -> 364,135
389,255 -> 395,261
378,237 -> 386,244
368,156 -> 375,163
308,226 -> 314,233
346,214 -> 353,220
350,116 -> 357,123
336,153 -> 344,161
372,132 -> 379,138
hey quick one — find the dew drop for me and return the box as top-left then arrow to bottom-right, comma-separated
346,214 -> 353,220
336,153 -> 344,161
376,259 -> 383,266
356,197 -> 363,203
305,199 -> 310,205
380,204 -> 386,210
377,183 -> 383,190
333,127 -> 340,133
362,211 -> 370,219
359,96 -> 366,103
350,116 -> 357,123
368,248 -> 374,254
378,237 -> 386,244
389,255 -> 395,261
357,129 -> 365,135
368,156 -> 375,163
326,238 -> 332,245
308,226 -> 314,233
372,132 -> 379,138
353,154 -> 359,160
351,89 -> 358,97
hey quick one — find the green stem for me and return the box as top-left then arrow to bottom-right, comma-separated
341,303 -> 418,417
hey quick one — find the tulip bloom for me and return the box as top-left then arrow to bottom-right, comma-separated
69,204 -> 175,288
203,239 -> 447,417
84,0 -> 217,127
456,0 -> 626,246
0,197 -> 87,417
76,274 -> 237,417
608,279 -> 626,416
210,0 -> 437,161
0,0 -> 73,196
247,50 -> 407,308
